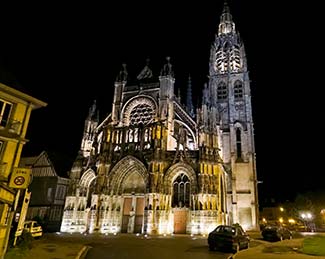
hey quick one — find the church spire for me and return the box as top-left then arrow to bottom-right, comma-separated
186,75 -> 194,118
87,100 -> 98,121
218,1 -> 236,35
80,100 -> 99,158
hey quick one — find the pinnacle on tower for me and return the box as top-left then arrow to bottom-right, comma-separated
88,100 -> 97,120
186,75 -> 194,118
218,1 -> 236,35
160,56 -> 174,77
222,1 -> 231,17
116,63 -> 128,82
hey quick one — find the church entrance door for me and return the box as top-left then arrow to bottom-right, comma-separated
173,209 -> 187,234
121,196 -> 145,233
134,197 -> 145,233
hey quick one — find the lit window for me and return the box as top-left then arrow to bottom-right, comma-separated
217,82 -> 228,100
0,99 -> 13,127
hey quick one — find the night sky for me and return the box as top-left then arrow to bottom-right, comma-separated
0,1 -> 321,207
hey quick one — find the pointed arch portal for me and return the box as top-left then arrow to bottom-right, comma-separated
109,156 -> 148,233
109,156 -> 148,195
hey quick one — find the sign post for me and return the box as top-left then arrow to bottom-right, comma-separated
13,189 -> 31,246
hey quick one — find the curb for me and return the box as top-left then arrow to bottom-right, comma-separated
75,245 -> 91,259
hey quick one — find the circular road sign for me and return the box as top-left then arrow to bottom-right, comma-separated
14,176 -> 25,186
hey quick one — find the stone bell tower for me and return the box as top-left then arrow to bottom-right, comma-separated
206,1 -> 259,230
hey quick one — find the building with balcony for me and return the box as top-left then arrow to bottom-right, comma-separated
0,82 -> 46,257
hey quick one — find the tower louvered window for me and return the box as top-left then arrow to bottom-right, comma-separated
230,46 -> 241,72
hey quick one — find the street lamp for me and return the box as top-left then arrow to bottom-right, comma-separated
300,212 -> 314,232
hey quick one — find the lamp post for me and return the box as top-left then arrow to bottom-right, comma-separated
300,212 -> 313,231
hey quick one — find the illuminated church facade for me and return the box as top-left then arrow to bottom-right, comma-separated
61,3 -> 259,235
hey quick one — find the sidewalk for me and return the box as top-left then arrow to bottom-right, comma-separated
234,238 -> 325,259
4,233 -> 87,259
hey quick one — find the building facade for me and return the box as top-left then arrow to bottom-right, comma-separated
61,2 -> 258,235
0,82 -> 46,257
19,151 -> 70,232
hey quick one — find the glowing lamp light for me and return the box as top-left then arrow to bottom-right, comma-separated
301,212 -> 313,220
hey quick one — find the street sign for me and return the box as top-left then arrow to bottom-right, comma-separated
8,167 -> 31,189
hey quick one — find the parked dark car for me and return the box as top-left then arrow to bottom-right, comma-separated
208,224 -> 250,253
261,225 -> 292,241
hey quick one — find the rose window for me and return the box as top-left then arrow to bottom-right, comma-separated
129,104 -> 154,125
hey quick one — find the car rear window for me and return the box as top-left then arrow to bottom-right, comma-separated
216,226 -> 235,234
33,222 -> 40,227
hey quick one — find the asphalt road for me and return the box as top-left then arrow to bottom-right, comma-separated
84,234 -> 233,259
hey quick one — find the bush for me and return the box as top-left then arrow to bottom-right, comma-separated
16,230 -> 34,250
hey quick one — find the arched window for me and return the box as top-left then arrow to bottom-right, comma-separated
234,80 -> 243,99
172,173 -> 190,207
236,128 -> 242,161
217,82 -> 228,100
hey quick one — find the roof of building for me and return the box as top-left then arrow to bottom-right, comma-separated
19,151 -> 58,177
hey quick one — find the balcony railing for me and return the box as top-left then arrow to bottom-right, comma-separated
0,119 -> 22,136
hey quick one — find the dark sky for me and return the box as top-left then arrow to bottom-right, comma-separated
0,1 -> 321,206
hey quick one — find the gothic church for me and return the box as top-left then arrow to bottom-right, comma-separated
61,2 -> 259,235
